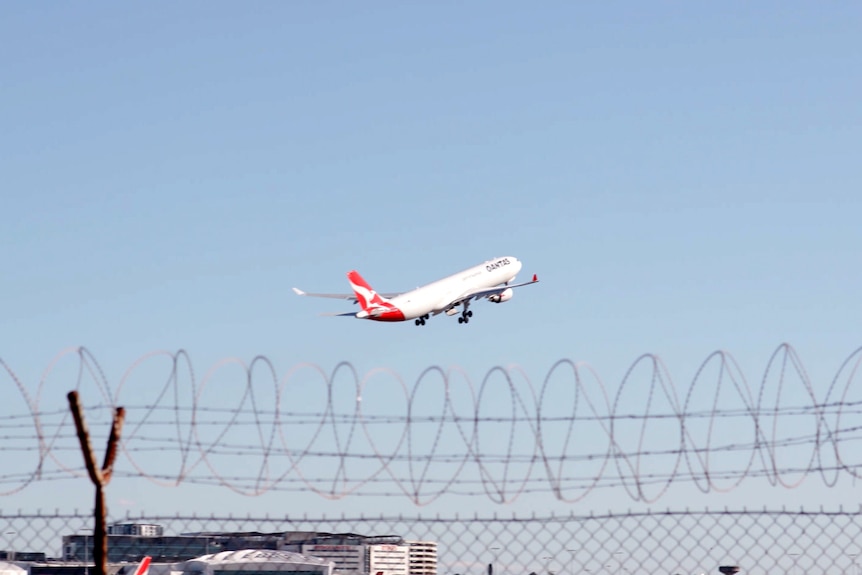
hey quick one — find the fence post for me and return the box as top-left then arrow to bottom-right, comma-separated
68,391 -> 125,575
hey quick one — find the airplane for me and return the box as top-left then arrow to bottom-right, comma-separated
293,256 -> 538,326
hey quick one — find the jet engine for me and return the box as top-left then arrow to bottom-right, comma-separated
489,288 -> 513,303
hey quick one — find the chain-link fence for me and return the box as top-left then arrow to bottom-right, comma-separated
2,508 -> 861,575
5,347 -> 862,575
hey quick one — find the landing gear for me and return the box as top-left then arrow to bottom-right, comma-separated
457,307 -> 473,324
414,314 -> 430,326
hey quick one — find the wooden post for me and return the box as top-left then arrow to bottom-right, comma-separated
68,391 -> 125,575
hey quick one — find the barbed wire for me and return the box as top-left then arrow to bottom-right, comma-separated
1,343 -> 861,504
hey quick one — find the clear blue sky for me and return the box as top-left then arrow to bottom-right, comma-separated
2,3 -> 861,517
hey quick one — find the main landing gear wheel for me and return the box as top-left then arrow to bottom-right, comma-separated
414,314 -> 430,326
458,310 -> 473,324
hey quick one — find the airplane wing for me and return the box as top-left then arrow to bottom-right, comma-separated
443,274 -> 540,311
292,287 -> 400,303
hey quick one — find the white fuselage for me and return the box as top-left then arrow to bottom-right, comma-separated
389,256 -> 522,320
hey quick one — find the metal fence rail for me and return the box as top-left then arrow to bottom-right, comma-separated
2,509 -> 861,575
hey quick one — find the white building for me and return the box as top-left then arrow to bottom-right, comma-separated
405,541 -> 437,575
367,545 -> 409,575
300,545 -> 366,575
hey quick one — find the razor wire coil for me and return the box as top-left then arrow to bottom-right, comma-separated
2,343 -> 862,504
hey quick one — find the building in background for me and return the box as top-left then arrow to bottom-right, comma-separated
107,525 -> 163,538
63,531 -> 218,563
0,553 -> 46,562
57,524 -> 437,575
367,545 -> 409,575
299,544 -> 365,575
406,541 -> 437,575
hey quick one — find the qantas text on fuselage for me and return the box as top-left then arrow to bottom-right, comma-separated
292,256 -> 538,325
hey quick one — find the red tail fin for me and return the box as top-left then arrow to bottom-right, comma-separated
133,557 -> 152,575
347,270 -> 390,311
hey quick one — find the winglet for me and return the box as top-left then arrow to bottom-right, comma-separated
292,287 -> 306,296
532,274 -> 538,282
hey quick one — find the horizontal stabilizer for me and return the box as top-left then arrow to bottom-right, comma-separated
292,288 -> 360,301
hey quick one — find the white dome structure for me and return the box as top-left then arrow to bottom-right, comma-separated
0,562 -> 26,575
182,550 -> 334,575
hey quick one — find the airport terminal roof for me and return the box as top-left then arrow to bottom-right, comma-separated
185,550 -> 333,571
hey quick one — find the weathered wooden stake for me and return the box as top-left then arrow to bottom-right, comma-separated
68,391 -> 125,575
